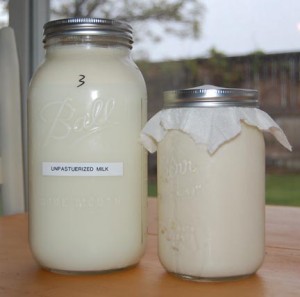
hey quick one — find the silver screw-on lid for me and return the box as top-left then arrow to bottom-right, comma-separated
43,18 -> 133,48
164,85 -> 259,108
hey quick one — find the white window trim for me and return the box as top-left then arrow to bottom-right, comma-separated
9,0 -> 50,91
8,0 -> 50,208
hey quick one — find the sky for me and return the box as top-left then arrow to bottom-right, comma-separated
2,0 -> 300,62
133,0 -> 300,61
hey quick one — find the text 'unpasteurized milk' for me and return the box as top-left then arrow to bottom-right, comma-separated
28,18 -> 147,274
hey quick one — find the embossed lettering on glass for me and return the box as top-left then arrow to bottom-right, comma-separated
28,18 -> 147,274
141,85 -> 291,281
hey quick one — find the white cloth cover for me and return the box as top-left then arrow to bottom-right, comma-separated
141,107 -> 292,154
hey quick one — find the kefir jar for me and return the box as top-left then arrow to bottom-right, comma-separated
141,85 -> 291,281
28,18 -> 147,273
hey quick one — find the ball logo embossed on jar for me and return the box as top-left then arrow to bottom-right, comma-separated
28,18 -> 147,274
40,97 -> 116,145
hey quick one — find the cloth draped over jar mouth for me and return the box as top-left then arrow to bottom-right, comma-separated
140,85 -> 292,154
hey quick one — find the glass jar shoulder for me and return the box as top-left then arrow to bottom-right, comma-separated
29,46 -> 144,89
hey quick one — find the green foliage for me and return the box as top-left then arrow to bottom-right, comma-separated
250,50 -> 265,74
183,59 -> 199,85
204,48 -> 244,87
208,48 -> 228,68
148,182 -> 157,197
266,174 -> 300,206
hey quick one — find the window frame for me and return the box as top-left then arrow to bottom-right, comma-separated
8,0 -> 50,207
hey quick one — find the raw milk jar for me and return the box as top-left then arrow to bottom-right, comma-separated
28,18 -> 147,273
141,85 -> 291,281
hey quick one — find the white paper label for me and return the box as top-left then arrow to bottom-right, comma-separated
42,162 -> 123,177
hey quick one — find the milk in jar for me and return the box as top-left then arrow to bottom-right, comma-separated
157,87 -> 265,280
141,85 -> 291,281
140,85 -> 291,281
28,18 -> 147,273
158,124 -> 265,280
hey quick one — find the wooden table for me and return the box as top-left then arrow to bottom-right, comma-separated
0,198 -> 299,297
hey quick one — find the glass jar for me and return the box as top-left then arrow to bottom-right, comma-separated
157,86 -> 265,281
28,18 -> 147,274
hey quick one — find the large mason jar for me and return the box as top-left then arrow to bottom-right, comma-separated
28,18 -> 147,274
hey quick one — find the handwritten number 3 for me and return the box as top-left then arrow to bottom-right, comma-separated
77,74 -> 85,87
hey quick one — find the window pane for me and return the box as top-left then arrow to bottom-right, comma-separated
48,0 -> 300,206
0,0 -> 8,28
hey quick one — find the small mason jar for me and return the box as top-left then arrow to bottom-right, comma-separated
157,86 -> 265,281
28,18 -> 147,273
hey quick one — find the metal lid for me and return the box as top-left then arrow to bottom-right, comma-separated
164,85 -> 259,108
43,18 -> 133,48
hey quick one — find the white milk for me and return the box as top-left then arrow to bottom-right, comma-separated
157,123 -> 265,280
28,42 -> 147,272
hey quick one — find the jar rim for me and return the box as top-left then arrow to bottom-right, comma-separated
164,85 -> 259,108
43,18 -> 133,49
